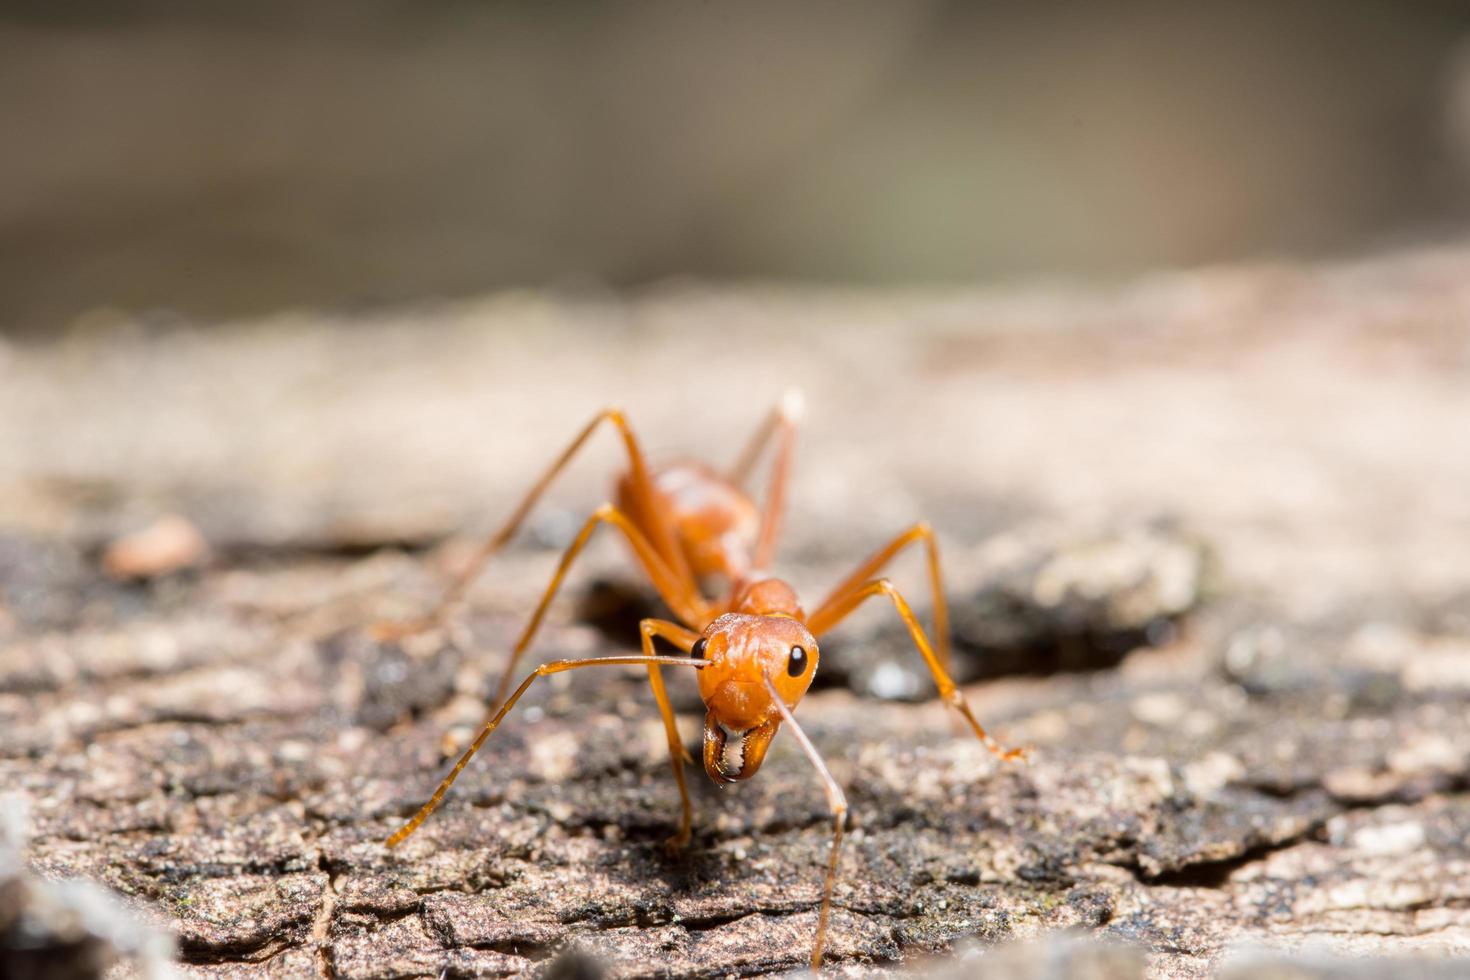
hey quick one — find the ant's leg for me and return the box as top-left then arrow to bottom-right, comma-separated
807,579 -> 1024,762
760,673 -> 846,969
725,390 -> 803,571
809,522 -> 951,675
728,389 -> 802,488
377,408 -> 691,639
640,618 -> 702,850
489,504 -> 710,712
753,391 -> 802,572
384,654 -> 705,848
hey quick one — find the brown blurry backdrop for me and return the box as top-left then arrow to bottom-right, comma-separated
4,0 -> 1470,329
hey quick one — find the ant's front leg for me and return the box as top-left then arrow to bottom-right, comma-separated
384,654 -> 706,849
640,618 -> 703,851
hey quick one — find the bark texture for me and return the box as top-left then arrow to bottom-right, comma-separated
3,247 -> 1470,977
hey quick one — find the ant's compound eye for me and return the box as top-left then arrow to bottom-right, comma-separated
690,638 -> 708,660
786,645 -> 807,677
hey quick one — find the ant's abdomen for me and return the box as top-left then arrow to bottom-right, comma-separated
616,461 -> 758,584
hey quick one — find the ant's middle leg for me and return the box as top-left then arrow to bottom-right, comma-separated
488,504 -> 710,712
808,522 -> 952,675
806,578 -> 1024,762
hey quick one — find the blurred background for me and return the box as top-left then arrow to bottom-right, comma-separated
6,0 -> 1470,331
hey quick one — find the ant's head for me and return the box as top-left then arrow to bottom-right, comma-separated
692,606 -> 819,784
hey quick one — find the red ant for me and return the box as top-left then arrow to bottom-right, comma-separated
379,394 -> 1022,968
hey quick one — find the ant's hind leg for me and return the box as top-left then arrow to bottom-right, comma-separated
487,504 -> 710,713
727,390 -> 803,571
807,578 -> 1024,763
639,618 -> 702,850
728,389 -> 802,488
760,673 -> 846,969
375,408 -> 692,640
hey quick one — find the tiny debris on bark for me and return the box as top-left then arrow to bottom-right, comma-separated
101,515 -> 210,581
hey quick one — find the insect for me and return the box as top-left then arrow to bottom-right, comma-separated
379,394 -> 1022,968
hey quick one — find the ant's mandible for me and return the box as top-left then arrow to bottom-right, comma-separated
377,393 -> 1023,968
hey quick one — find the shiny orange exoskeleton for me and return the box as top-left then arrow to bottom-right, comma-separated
379,394 -> 1022,969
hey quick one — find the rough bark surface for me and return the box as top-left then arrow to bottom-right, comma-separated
3,247 -> 1470,977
